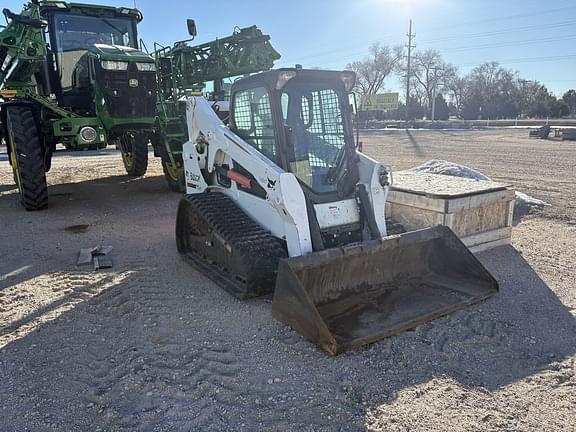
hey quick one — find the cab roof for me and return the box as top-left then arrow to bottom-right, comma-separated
232,68 -> 356,93
39,1 -> 143,22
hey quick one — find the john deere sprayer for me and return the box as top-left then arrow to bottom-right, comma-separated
150,21 -> 280,191
0,0 -> 156,209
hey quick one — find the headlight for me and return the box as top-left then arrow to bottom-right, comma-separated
80,127 -> 97,143
101,60 -> 128,71
378,165 -> 390,187
135,62 -> 156,72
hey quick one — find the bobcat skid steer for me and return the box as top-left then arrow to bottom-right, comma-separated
175,68 -> 498,355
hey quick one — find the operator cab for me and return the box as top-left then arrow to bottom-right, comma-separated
229,68 -> 359,201
38,2 -> 154,119
48,7 -> 138,91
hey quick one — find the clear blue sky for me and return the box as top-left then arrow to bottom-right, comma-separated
5,0 -> 576,97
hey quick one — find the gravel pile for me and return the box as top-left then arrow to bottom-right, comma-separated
411,159 -> 550,221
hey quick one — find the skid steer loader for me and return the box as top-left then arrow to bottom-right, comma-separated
175,68 -> 498,355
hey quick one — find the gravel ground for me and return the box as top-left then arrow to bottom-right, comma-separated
362,129 -> 576,223
0,129 -> 575,431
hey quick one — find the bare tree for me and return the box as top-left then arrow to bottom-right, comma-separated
446,75 -> 468,118
562,89 -> 576,115
409,79 -> 427,109
465,62 -> 518,119
347,43 -> 404,96
410,49 -> 457,115
395,49 -> 456,116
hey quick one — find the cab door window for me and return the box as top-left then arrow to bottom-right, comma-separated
232,87 -> 278,164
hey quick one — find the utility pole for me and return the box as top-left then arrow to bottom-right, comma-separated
405,19 -> 415,123
431,86 -> 436,122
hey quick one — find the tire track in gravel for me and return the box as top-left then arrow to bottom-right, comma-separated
69,267 -> 258,431
75,340 -> 246,431
0,271 -> 126,348
67,266 -> 367,431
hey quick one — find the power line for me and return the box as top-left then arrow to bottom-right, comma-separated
277,3 -> 576,60
457,53 -> 576,68
441,34 -> 576,53
278,7 -> 576,76
426,4 -> 576,31
289,30 -> 576,70
277,3 -> 576,67
419,19 -> 576,44
279,17 -> 576,68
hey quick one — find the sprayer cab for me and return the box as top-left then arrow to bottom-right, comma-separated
38,2 -> 156,136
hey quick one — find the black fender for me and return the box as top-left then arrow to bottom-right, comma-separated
149,128 -> 166,158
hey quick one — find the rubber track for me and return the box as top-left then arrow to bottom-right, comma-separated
7,106 -> 48,210
178,192 -> 288,298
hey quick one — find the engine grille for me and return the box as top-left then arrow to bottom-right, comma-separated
96,63 -> 156,118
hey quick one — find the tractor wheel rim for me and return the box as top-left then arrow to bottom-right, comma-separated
165,161 -> 179,181
123,151 -> 134,167
7,117 -> 23,193
122,135 -> 134,168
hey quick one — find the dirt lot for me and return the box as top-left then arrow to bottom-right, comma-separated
0,129 -> 575,431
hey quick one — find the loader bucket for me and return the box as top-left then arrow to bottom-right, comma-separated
271,225 -> 498,355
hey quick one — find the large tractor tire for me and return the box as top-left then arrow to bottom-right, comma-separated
120,131 -> 148,177
161,154 -> 185,192
5,106 -> 48,211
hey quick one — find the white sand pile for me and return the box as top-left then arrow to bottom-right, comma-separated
411,160 -> 550,220
514,191 -> 550,208
410,159 -> 491,182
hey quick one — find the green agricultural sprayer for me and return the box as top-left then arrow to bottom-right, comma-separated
0,0 -> 280,208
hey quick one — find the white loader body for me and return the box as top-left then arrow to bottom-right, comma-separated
174,72 -> 498,356
182,96 -> 389,258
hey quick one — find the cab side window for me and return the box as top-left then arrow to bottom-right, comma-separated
232,87 -> 278,164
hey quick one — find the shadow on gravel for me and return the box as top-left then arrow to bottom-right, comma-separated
0,173 -> 173,291
404,129 -> 426,158
44,175 -> 170,209
0,240 -> 574,431
0,183 -> 16,192
50,146 -> 154,158
376,244 -> 576,390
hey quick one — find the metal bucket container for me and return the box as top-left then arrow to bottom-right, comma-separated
272,225 -> 498,355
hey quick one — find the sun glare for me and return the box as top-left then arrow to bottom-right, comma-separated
367,0 -> 439,14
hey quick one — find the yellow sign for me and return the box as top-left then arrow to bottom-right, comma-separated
361,93 -> 399,111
